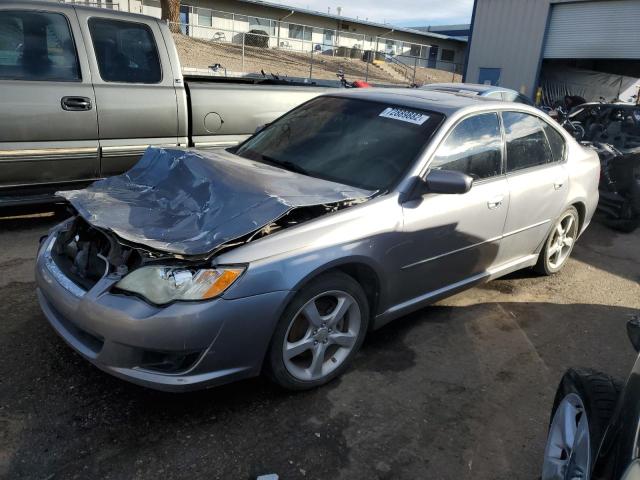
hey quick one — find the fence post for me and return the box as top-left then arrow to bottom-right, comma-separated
242,33 -> 245,74
309,46 -> 314,79
365,51 -> 369,82
412,56 -> 417,85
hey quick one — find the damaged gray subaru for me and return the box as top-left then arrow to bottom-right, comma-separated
36,89 -> 600,391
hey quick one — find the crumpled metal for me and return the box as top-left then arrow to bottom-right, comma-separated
60,147 -> 373,256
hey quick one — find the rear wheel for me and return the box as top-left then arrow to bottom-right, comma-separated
542,369 -> 621,480
535,207 -> 579,275
265,272 -> 370,390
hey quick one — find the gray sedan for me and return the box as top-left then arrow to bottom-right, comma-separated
35,89 -> 600,391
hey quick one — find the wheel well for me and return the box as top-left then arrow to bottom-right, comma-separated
572,202 -> 586,232
329,263 -> 381,320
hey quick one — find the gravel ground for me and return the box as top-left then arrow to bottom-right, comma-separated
0,211 -> 638,480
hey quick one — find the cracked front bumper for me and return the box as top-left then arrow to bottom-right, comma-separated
35,235 -> 289,392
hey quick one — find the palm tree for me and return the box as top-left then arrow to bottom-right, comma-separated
160,0 -> 181,33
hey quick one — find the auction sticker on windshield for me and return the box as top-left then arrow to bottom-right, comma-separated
379,107 -> 430,125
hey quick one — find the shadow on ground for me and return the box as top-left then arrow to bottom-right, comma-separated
1,288 -> 636,479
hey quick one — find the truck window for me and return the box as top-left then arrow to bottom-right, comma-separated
0,10 -> 80,81
88,18 -> 161,84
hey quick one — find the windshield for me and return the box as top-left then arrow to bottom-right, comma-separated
233,96 -> 444,190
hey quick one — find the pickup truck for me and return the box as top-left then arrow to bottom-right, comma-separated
0,1 -> 329,207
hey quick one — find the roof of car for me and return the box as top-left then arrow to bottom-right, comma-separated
421,83 -> 519,95
328,88 -> 503,117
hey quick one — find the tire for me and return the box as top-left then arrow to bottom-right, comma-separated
542,368 -> 621,480
534,206 -> 580,275
265,272 -> 370,390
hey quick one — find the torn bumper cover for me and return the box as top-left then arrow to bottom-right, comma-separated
37,147 -> 373,391
59,147 -> 372,256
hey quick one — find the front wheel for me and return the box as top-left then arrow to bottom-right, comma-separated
265,272 -> 370,390
542,369 -> 621,480
534,207 -> 579,275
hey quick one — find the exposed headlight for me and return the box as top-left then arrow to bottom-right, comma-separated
115,266 -> 245,305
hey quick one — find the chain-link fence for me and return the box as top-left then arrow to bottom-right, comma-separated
158,4 -> 463,86
170,20 -> 463,86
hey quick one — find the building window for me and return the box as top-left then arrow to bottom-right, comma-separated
197,8 -> 212,27
288,23 -> 311,41
441,49 -> 455,62
249,16 -> 275,36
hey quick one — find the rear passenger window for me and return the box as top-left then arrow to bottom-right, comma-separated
88,18 -> 161,84
0,10 -> 80,81
502,112 -> 554,172
542,123 -> 566,162
430,113 -> 503,180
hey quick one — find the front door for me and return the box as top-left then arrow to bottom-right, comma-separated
497,111 -> 569,265
179,6 -> 189,35
0,6 -> 99,190
75,11 -> 180,176
478,67 -> 501,86
396,112 -> 509,308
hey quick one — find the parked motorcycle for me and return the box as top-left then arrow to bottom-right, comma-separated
554,106 -> 586,141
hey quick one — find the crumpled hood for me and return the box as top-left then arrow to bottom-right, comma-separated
60,147 -> 373,256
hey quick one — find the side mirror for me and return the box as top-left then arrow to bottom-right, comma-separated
417,169 -> 474,196
627,315 -> 640,353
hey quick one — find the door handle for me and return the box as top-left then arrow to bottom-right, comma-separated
487,195 -> 504,210
61,96 -> 92,111
553,181 -> 564,190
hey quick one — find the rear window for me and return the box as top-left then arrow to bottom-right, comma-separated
235,96 -> 444,191
502,111 -> 555,172
0,10 -> 80,81
88,18 -> 161,84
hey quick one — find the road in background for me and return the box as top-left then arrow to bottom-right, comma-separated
1,210 -> 638,479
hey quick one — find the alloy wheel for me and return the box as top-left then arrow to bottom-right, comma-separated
542,393 -> 591,480
282,290 -> 362,382
547,212 -> 578,270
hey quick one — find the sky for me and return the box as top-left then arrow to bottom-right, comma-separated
269,0 -> 474,27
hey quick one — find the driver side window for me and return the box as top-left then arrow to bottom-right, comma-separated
430,113 -> 503,180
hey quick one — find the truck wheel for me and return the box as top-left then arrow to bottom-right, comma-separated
542,368 -> 621,480
265,272 -> 370,390
534,206 -> 579,275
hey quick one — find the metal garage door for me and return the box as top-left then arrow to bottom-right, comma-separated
544,0 -> 640,59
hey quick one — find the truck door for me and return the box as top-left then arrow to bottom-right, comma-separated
0,5 -> 99,191
74,11 -> 180,176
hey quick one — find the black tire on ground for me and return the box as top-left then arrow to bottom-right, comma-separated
265,271 -> 370,391
534,206 -> 579,276
549,368 -> 622,463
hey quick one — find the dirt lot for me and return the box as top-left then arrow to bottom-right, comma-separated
1,211 -> 639,480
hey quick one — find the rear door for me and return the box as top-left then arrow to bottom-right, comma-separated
74,11 -> 180,176
0,5 -> 99,190
497,111 -> 569,264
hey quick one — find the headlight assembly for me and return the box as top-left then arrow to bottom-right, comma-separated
115,266 -> 245,305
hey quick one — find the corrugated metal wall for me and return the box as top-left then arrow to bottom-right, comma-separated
544,0 -> 640,59
465,0 -> 552,96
